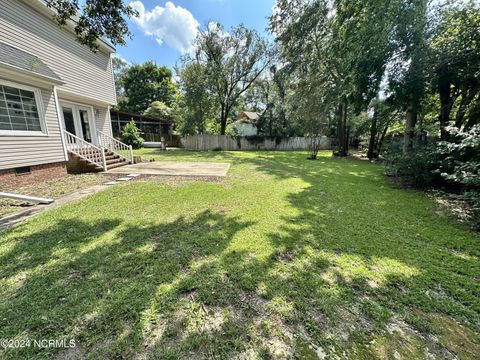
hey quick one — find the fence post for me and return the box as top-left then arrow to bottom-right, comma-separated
129,145 -> 134,164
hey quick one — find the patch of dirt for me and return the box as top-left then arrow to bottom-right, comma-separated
177,288 -> 198,300
232,291 -> 295,358
344,312 -> 480,360
429,191 -> 477,230
295,337 -> 327,360
0,174 -> 111,218
53,343 -> 85,360
422,313 -> 480,359
135,321 -> 167,360
200,306 -> 228,333
238,290 -> 269,315
274,249 -> 295,264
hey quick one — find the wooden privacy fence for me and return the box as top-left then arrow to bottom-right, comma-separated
180,135 -> 331,151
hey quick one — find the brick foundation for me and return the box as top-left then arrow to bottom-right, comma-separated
0,162 -> 67,189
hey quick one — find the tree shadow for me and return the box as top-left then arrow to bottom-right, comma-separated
0,151 -> 479,359
0,210 -> 254,359
130,150 -> 480,358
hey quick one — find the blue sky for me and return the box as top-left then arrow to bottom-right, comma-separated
117,0 -> 276,69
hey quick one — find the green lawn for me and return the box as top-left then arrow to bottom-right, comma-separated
0,150 -> 479,359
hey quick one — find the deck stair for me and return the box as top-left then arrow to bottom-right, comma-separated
63,130 -> 133,173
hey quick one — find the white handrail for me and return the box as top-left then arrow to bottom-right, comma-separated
97,130 -> 133,164
62,130 -> 106,171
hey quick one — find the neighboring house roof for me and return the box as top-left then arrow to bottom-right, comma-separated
0,42 -> 64,84
110,110 -> 175,125
238,111 -> 260,121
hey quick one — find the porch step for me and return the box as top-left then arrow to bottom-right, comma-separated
66,151 -> 103,174
66,150 -> 131,174
107,161 -> 130,170
106,157 -> 125,166
63,130 -> 132,174
104,152 -> 131,170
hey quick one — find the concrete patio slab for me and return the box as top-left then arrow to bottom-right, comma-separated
107,161 -> 231,177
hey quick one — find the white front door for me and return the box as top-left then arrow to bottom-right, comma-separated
60,102 -> 97,145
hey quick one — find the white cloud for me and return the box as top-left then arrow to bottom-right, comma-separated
129,1 -> 199,53
113,53 -> 131,65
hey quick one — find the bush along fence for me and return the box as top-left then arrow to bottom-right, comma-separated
180,134 -> 331,151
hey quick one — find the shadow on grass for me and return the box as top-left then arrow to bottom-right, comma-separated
0,211 -> 254,359
0,151 -> 479,359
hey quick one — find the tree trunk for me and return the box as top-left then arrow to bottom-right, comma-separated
335,101 -> 348,157
403,102 -> 417,153
464,97 -> 480,129
342,102 -> 348,155
367,109 -> 378,159
377,124 -> 390,155
455,86 -> 479,128
220,104 -> 227,135
346,125 -> 350,153
438,77 -> 452,140
269,113 -> 273,137
335,103 -> 346,157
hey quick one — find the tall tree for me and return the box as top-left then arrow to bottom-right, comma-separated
176,62 -> 215,135
119,61 -> 177,114
386,0 -> 429,152
430,1 -> 480,137
46,0 -> 137,51
192,23 -> 272,134
271,0 -> 400,156
242,66 -> 293,137
367,99 -> 400,159
112,56 -> 129,104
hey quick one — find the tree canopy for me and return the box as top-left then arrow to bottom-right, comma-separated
270,0 -> 402,156
118,61 -> 177,114
175,62 -> 214,135
46,0 -> 137,51
179,23 -> 273,135
144,101 -> 175,122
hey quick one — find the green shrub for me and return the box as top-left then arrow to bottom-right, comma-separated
386,126 -> 479,229
437,126 -> 480,188
385,141 -> 445,188
121,120 -> 144,149
438,126 -> 480,229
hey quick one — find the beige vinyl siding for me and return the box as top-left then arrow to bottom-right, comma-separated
0,80 -> 66,170
94,106 -> 112,135
0,0 -> 116,105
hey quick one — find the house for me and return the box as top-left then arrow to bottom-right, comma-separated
110,109 -> 174,142
233,111 -> 259,136
0,0 -> 132,188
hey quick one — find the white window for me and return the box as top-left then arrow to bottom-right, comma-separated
0,80 -> 46,136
